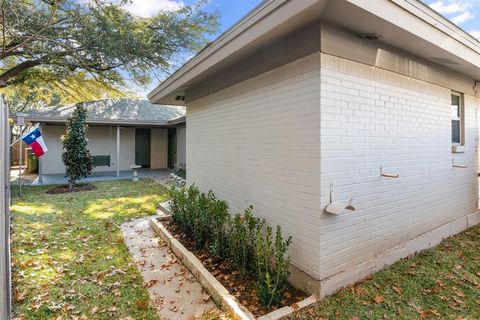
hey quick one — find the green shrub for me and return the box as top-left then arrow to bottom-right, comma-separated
168,185 -> 293,308
255,226 -> 292,308
207,193 -> 230,259
192,191 -> 211,248
169,185 -> 194,234
229,206 -> 265,274
175,168 -> 186,179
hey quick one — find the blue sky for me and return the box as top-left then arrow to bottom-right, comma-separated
124,0 -> 480,41
123,0 -> 262,34
122,0 -> 262,97
127,0 -> 479,97
421,0 -> 480,39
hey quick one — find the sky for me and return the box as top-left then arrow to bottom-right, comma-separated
123,0 -> 262,35
121,0 -> 262,97
124,0 -> 480,97
421,0 -> 480,39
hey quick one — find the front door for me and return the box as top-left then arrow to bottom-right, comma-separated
168,128 -> 176,169
135,129 -> 151,168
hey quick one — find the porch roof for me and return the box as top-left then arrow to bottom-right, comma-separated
23,98 -> 186,127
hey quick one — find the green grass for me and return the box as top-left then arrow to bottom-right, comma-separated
11,179 -> 169,320
10,179 -> 480,320
289,224 -> 480,320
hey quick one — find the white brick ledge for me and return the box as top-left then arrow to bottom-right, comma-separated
319,210 -> 480,298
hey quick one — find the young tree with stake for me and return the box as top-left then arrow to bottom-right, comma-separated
62,103 -> 94,190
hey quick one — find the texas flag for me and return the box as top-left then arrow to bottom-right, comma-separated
22,127 -> 48,157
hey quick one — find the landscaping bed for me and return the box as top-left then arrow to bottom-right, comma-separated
46,183 -> 95,194
154,185 -> 317,319
162,218 -> 308,317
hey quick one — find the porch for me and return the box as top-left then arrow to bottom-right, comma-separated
30,168 -> 172,185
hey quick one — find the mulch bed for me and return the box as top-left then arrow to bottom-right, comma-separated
163,220 -> 307,317
47,183 -> 96,194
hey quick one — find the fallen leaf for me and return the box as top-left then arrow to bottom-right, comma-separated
91,306 -> 99,315
291,303 -> 299,310
136,300 -> 149,309
14,290 -> 25,302
452,287 -> 465,298
392,286 -> 402,294
373,295 -> 384,304
419,310 -> 428,318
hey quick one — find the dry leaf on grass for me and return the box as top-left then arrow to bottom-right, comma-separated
392,286 -> 402,294
373,295 -> 384,304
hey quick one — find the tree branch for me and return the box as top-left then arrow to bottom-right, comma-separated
0,59 -> 42,87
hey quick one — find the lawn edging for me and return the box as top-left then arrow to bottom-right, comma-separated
149,214 -> 317,320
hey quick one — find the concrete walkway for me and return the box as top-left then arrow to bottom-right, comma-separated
31,169 -> 172,185
121,217 -> 216,320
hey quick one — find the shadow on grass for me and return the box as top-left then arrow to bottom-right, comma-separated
10,179 -> 169,320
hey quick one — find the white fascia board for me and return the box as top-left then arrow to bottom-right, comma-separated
25,116 -> 171,127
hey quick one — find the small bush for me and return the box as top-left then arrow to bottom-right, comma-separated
168,185 -> 293,308
255,226 -> 292,308
229,206 -> 265,274
175,168 -> 186,179
207,194 -> 230,259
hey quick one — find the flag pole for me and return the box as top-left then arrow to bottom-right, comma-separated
18,124 -> 22,197
16,113 -> 28,197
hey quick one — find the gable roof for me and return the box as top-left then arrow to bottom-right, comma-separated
148,0 -> 480,105
24,98 -> 186,126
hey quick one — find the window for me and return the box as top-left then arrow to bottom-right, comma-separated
451,92 -> 464,145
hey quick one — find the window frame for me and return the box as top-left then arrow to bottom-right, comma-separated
451,91 -> 465,146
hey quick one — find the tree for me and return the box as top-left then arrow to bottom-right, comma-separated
4,71 -> 129,113
0,0 -> 219,88
62,103 -> 94,190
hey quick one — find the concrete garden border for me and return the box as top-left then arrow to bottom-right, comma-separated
149,202 -> 318,320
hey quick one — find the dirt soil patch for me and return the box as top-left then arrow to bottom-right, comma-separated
163,220 -> 308,317
47,183 -> 96,194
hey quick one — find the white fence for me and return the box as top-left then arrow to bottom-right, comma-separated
0,97 -> 11,319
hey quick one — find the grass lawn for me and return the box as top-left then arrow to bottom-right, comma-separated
10,178 -> 480,320
11,179 -> 169,320
289,224 -> 480,320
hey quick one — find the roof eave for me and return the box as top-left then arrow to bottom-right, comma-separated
148,0 -> 480,105
25,116 -> 173,127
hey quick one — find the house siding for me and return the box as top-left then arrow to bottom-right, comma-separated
318,53 -> 480,293
40,125 -> 137,174
186,53 -> 322,279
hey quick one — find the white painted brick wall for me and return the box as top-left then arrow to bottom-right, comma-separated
186,53 -> 322,278
319,53 -> 479,280
184,49 -> 480,289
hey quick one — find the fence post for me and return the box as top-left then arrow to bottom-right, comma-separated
0,97 -> 12,319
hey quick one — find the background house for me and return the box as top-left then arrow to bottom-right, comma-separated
24,98 -> 186,180
148,0 -> 480,297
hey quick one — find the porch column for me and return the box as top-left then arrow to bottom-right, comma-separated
116,126 -> 120,177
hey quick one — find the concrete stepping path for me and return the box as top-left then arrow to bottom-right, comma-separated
121,217 -> 217,320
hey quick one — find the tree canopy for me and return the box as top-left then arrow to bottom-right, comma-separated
0,0 -> 219,108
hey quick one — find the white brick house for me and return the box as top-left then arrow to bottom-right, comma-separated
148,0 -> 480,297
